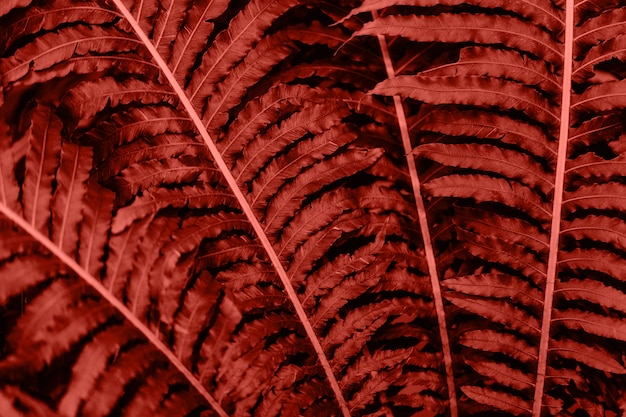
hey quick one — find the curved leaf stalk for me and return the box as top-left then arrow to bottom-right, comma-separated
372,11 -> 458,417
109,1 -> 351,416
0,202 -> 229,417
533,0 -> 574,415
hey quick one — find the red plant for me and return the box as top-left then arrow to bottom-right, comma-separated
1,0 -> 625,416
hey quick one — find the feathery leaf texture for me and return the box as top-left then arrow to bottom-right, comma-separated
2,0 -> 626,416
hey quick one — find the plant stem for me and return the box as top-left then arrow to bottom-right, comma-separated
533,0 -> 574,415
372,11 -> 458,417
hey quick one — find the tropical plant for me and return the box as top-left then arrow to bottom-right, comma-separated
1,0 -> 625,415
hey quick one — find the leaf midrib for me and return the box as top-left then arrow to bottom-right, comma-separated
372,10 -> 458,417
0,202 -> 230,417
109,2 -> 352,416
532,1 -> 574,415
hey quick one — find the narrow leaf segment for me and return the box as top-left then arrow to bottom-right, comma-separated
372,11 -> 458,417
0,203 -> 229,417
109,1 -> 351,416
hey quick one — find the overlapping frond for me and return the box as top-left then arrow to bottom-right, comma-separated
343,0 -> 626,415
4,0 -> 626,416
347,0 -> 563,412
0,0 -> 439,416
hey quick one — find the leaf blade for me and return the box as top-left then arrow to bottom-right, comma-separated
107,2 -> 352,414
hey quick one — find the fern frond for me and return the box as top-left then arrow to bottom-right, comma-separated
346,367 -> 402,413
0,132 -> 23,215
205,21 -> 355,133
444,274 -> 543,306
373,75 -> 560,129
562,215 -> 626,252
421,46 -> 561,96
167,0 -> 230,82
280,379 -> 337,417
563,182 -> 626,213
111,184 -> 237,234
0,25 -> 156,87
272,60 -> 380,91
550,339 -> 626,374
84,105 -> 195,155
57,324 -> 143,416
194,235 -> 264,268
456,228 -> 547,283
156,216 -> 251,323
0,279 -> 115,373
263,147 -> 384,234
187,0 -> 299,106
203,32 -> 296,135
50,143 -> 92,256
22,103 -> 61,233
454,206 -> 549,254
568,113 -> 623,150
342,0 -> 563,33
416,142 -> 553,194
556,278 -> 626,314
278,185 -> 415,261
465,358 -> 534,391
310,262 -> 388,331
252,365 -> 312,416
558,248 -> 626,280
341,347 -> 412,389
572,80 -> 626,119
445,293 -> 541,336
287,212 -> 408,287
233,101 -> 351,186
351,367 -> 443,413
232,281 -> 291,314
374,265 -> 433,296
424,174 -> 552,223
353,13 -> 562,63
118,366 -> 196,415
219,83 -> 321,159
460,330 -> 538,364
250,125 -> 357,210
1,208 -> 228,416
388,374 -> 448,414
154,386 -> 208,417
575,0 -> 620,19
0,0 -> 31,19
212,312 -> 302,384
553,309 -> 626,341
8,0 -> 626,415
111,155 -> 220,204
80,344 -> 171,416
96,134 -> 207,181
103,215 -> 154,297
323,299 -> 393,351
461,386 -> 531,416
572,33 -> 626,84
0,386 -> 60,417
0,254 -> 62,304
566,151 -> 626,185
217,333 -> 306,404
302,228 -> 386,299
215,260 -> 276,291
413,108 -> 557,162
574,8 -> 626,58
62,77 -> 179,129
137,372 -> 198,416
1,0 -> 120,44
77,182 -> 114,277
